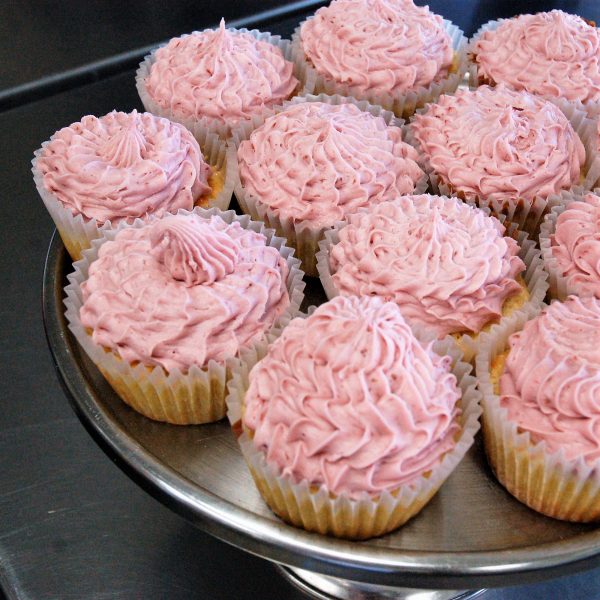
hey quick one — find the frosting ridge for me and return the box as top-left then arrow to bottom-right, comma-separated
410,85 -> 585,203
552,193 -> 600,297
500,296 -> 600,464
474,11 -> 600,104
300,0 -> 453,95
150,215 -> 241,286
38,110 -> 211,224
329,195 -> 525,336
146,20 -> 298,125
80,214 -> 290,372
243,295 -> 461,498
237,102 -> 424,227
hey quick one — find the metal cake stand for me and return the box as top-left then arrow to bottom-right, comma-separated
43,232 -> 600,599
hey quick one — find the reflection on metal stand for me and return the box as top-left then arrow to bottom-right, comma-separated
277,565 -> 486,600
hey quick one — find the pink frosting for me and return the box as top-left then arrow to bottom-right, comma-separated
80,214 -> 290,372
300,0 -> 453,95
38,110 -> 210,224
500,296 -> 600,464
237,102 -> 424,227
243,296 -> 461,499
551,193 -> 600,298
411,85 -> 585,204
474,11 -> 600,104
145,20 -> 298,125
330,195 -> 525,337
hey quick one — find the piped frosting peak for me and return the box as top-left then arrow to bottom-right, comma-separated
150,215 -> 241,286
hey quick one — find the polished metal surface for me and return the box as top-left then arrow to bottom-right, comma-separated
277,566 -> 486,599
43,233 -> 600,589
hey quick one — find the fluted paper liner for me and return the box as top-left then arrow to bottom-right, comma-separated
316,208 -> 548,364
539,188 -> 600,300
476,308 -> 600,521
64,206 -> 305,425
405,101 -> 596,239
136,27 -> 314,141
226,323 -> 482,539
33,128 -> 234,262
291,17 -> 468,119
229,92 -> 429,277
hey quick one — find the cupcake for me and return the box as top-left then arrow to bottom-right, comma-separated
292,0 -> 467,118
408,85 -> 587,235
232,97 -> 426,276
227,295 -> 481,539
33,110 -> 233,261
316,195 -> 548,362
540,192 -> 600,300
64,207 -> 304,425
470,11 -> 600,106
137,20 -> 303,139
478,296 -> 600,522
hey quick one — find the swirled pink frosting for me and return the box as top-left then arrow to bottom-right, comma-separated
500,296 -> 600,464
80,214 -> 290,372
237,102 -> 424,227
145,20 -> 298,125
411,85 -> 585,204
474,11 -> 600,104
38,110 -> 210,224
243,296 -> 461,499
329,195 -> 525,337
300,0 -> 453,95
551,193 -> 600,298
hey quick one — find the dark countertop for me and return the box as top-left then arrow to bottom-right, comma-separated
2,2 -> 600,598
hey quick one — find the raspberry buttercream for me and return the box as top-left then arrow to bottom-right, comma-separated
551,193 -> 600,298
37,110 -> 210,224
80,214 -> 290,372
329,195 -> 525,336
237,102 -> 424,227
145,21 -> 298,126
242,295 -> 461,499
499,296 -> 600,464
473,11 -> 600,104
300,0 -> 453,95
410,85 -> 585,203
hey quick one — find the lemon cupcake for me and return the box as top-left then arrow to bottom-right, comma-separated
477,296 -> 600,521
231,95 -> 426,276
64,207 -> 304,425
227,295 -> 481,539
137,20 -> 308,140
408,85 -> 591,236
316,195 -> 548,362
33,110 -> 233,261
540,191 -> 600,300
292,0 -> 467,118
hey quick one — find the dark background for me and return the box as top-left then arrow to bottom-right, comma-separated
2,1 -> 600,599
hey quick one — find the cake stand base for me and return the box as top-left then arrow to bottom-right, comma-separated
276,566 -> 487,600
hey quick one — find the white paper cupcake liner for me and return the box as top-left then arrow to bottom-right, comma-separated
33,128 -> 234,262
291,17 -> 468,119
63,205 -> 305,425
226,319 -> 482,539
476,308 -> 600,522
136,27 -> 314,141
229,92 -> 429,277
539,187 -> 600,300
405,102 -> 596,238
316,209 -> 548,363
